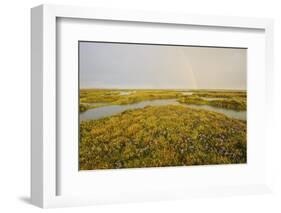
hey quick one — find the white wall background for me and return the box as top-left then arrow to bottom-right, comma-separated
0,0 -> 280,212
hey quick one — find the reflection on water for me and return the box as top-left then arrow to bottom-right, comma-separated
80,99 -> 246,121
80,99 -> 179,121
181,92 -> 193,96
186,104 -> 246,121
119,91 -> 135,96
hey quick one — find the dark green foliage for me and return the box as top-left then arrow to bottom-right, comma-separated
79,103 -> 89,112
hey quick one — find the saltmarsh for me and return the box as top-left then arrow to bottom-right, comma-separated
80,89 -> 247,112
178,96 -> 246,111
80,105 -> 246,170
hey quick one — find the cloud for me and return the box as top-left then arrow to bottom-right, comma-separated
79,42 -> 246,90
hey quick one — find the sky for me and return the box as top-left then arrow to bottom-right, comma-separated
79,42 -> 247,90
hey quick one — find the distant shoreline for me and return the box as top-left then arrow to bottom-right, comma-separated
80,88 -> 247,92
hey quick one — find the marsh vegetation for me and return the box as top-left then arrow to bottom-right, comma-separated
79,89 -> 247,170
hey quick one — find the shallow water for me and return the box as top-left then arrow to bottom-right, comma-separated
181,92 -> 193,96
80,99 -> 246,121
80,99 -> 180,121
186,104 -> 246,121
119,91 -> 135,96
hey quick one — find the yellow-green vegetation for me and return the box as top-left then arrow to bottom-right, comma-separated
80,103 -> 89,112
80,89 -> 247,112
80,105 -> 246,170
178,96 -> 246,111
80,89 -> 121,104
80,89 -> 182,106
193,90 -> 246,98
80,102 -> 109,112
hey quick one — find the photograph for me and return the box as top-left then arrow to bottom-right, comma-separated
79,41 -> 247,170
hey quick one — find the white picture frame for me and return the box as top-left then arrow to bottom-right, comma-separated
31,4 -> 274,208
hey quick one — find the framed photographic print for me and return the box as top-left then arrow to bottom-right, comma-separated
78,41 -> 247,170
31,4 -> 274,208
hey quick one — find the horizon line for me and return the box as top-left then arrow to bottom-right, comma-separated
80,87 -> 247,91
